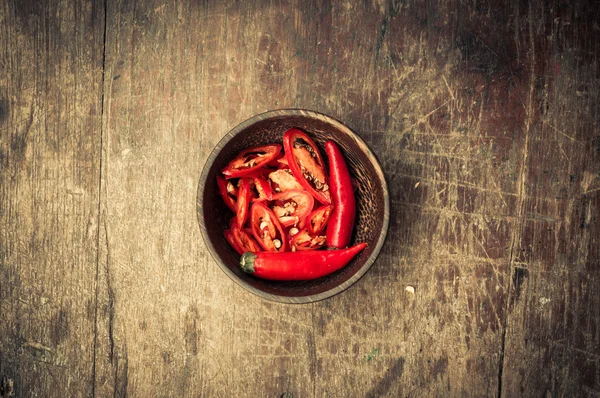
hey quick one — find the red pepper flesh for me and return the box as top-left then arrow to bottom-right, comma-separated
268,169 -> 304,193
217,176 -> 237,212
222,144 -> 282,179
236,178 -> 252,228
289,228 -> 326,252
252,177 -> 273,201
250,202 -> 287,252
305,205 -> 334,235
325,141 -> 356,249
283,128 -> 331,205
230,220 -> 262,254
270,189 -> 314,227
224,229 -> 244,255
240,242 -> 367,280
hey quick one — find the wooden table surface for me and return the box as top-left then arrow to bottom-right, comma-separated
1,0 -> 599,396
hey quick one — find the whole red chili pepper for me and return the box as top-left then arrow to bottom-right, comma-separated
324,141 -> 356,249
239,242 -> 367,280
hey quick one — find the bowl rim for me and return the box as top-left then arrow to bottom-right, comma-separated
196,108 -> 389,303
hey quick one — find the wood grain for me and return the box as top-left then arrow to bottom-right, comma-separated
500,1 -> 600,395
1,0 -> 599,396
0,0 -> 104,397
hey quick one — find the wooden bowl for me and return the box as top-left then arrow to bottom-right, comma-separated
197,109 -> 389,303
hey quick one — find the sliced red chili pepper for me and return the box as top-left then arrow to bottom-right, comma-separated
233,228 -> 262,253
251,177 -> 273,201
276,157 -> 289,168
266,152 -> 286,168
236,178 -> 252,228
270,189 -> 314,227
222,144 -> 282,179
217,176 -> 237,212
283,128 -> 331,204
224,229 -> 244,255
305,205 -> 333,235
239,242 -> 367,280
229,219 -> 262,253
324,141 -> 356,249
250,202 -> 287,252
289,229 -> 326,252
268,169 -> 304,193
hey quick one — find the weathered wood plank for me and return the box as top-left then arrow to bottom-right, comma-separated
99,0 -> 522,396
0,0 -> 104,396
2,0 -> 598,396
99,1 -> 317,396
500,1 -> 600,396
293,0 -> 533,395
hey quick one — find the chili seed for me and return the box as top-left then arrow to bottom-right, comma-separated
273,239 -> 282,249
259,221 -> 268,230
227,182 -> 236,193
289,227 -> 299,236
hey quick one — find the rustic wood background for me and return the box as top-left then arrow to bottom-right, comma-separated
1,0 -> 599,396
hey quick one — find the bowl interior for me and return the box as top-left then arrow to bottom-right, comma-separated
197,110 -> 388,302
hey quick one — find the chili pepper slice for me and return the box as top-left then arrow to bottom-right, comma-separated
222,144 -> 282,179
217,176 -> 237,212
266,153 -> 286,168
270,189 -> 314,227
252,176 -> 273,201
250,202 -> 287,252
304,205 -> 334,235
277,157 -> 289,167
325,141 -> 356,249
289,228 -> 326,252
240,242 -> 367,280
236,178 -> 252,228
229,219 -> 262,254
283,128 -> 331,205
268,169 -> 304,193
224,229 -> 244,255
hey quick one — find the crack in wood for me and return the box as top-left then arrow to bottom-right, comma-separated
92,1 -> 109,396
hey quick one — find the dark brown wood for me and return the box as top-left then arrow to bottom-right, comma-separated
499,2 -> 600,395
1,0 -> 599,396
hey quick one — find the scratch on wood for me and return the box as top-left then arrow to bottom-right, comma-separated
22,341 -> 54,354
